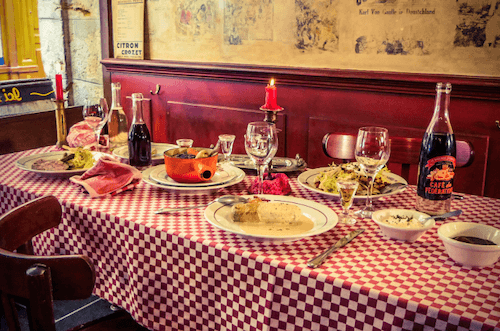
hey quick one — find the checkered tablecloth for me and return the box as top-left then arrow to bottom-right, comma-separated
1,146 -> 499,331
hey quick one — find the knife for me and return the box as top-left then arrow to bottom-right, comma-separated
307,228 -> 365,268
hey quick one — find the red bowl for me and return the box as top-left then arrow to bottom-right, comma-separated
164,147 -> 217,183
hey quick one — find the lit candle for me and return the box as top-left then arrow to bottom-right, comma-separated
55,74 -> 64,101
263,78 -> 279,110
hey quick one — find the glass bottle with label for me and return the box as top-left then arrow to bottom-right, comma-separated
108,82 -> 129,150
128,93 -> 151,168
416,82 -> 456,215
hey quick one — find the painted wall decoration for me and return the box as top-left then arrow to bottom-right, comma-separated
143,0 -> 500,76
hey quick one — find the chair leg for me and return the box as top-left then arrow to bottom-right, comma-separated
26,264 -> 57,331
1,292 -> 21,331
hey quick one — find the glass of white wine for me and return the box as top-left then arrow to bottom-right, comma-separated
355,127 -> 391,218
336,179 -> 359,225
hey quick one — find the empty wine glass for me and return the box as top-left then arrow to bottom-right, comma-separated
218,134 -> 235,164
355,127 -> 391,218
336,179 -> 359,225
244,122 -> 278,194
83,97 -> 109,151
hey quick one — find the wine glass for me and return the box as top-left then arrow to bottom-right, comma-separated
83,97 -> 109,151
336,178 -> 359,225
218,134 -> 236,165
355,127 -> 391,218
244,122 -> 278,194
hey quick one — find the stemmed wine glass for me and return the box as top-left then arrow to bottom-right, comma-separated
83,97 -> 109,151
218,134 -> 236,165
336,178 -> 359,225
244,122 -> 278,194
355,127 -> 391,218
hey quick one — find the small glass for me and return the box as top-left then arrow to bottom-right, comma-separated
218,134 -> 235,164
176,138 -> 193,148
336,179 -> 359,225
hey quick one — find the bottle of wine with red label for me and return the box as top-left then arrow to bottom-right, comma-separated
416,82 -> 456,216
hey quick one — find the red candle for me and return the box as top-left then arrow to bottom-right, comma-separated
55,74 -> 64,101
263,79 -> 279,110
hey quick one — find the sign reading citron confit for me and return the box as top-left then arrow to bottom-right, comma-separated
141,0 -> 500,77
112,0 -> 144,60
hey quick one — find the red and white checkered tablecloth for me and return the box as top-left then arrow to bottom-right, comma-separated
1,146 -> 499,331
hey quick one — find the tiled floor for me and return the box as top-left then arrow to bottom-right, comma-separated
0,295 -> 119,331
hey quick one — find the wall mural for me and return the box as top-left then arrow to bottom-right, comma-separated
143,0 -> 500,76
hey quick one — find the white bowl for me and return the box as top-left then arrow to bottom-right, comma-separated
372,209 -> 435,242
438,222 -> 500,268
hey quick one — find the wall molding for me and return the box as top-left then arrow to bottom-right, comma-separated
101,58 -> 500,101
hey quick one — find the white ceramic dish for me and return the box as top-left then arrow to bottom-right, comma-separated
112,143 -> 178,163
438,222 -> 500,268
298,167 -> 408,200
149,164 -> 240,187
142,164 -> 245,193
16,151 -> 106,175
372,209 -> 434,242
204,194 -> 338,242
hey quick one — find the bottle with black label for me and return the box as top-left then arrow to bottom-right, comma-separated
416,82 -> 456,215
128,93 -> 151,169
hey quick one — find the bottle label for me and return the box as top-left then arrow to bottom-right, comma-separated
420,155 -> 456,198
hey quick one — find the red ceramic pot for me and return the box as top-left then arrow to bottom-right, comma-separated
164,147 -> 218,183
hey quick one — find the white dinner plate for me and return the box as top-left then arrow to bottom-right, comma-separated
149,164 -> 238,187
297,167 -> 408,200
142,164 -> 245,193
204,194 -> 338,242
16,151 -> 106,175
112,143 -> 178,162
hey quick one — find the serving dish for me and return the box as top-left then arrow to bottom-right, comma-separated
228,154 -> 306,172
16,151 -> 106,175
149,163 -> 239,187
297,167 -> 408,200
372,209 -> 434,242
112,143 -> 178,163
142,164 -> 245,193
204,194 -> 338,242
438,222 -> 500,268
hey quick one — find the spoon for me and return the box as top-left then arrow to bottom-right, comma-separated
154,195 -> 248,214
420,209 -> 462,224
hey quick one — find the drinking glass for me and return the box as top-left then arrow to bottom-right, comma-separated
218,134 -> 235,164
176,139 -> 193,148
355,127 -> 391,218
244,122 -> 278,194
83,97 -> 109,151
336,179 -> 359,225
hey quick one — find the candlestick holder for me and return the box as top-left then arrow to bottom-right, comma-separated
53,98 -> 67,147
260,105 -> 284,125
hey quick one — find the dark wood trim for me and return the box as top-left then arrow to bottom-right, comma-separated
101,58 -> 500,101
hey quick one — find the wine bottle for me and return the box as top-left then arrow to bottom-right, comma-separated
416,82 -> 456,215
128,93 -> 151,168
108,82 -> 129,150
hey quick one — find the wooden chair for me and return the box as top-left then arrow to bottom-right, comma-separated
322,133 -> 475,180
0,196 -> 149,331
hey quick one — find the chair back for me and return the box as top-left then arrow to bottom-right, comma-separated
0,196 -> 95,331
322,133 -> 475,180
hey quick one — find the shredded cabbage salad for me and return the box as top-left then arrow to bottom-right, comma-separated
314,162 -> 394,195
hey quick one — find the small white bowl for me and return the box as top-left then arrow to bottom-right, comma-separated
372,209 -> 435,242
438,222 -> 500,268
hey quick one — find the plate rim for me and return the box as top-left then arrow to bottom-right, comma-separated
229,154 -> 306,173
149,164 -> 238,187
204,194 -> 338,241
297,166 -> 408,200
15,151 -> 105,175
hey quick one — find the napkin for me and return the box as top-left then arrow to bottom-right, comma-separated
66,121 -> 96,148
70,156 -> 142,198
249,173 -> 291,195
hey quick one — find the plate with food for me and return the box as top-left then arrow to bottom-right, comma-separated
142,164 -> 245,193
16,149 -> 105,175
204,195 -> 338,242
297,163 -> 408,200
112,142 -> 178,163
228,154 -> 307,173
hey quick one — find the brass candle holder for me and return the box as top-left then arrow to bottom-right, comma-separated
54,99 -> 67,147
260,105 -> 284,125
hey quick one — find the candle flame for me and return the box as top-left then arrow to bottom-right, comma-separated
270,78 -> 275,86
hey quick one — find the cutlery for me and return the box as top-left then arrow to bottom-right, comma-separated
420,209 -> 462,224
155,195 -> 248,214
307,228 -> 365,268
380,182 -> 464,200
